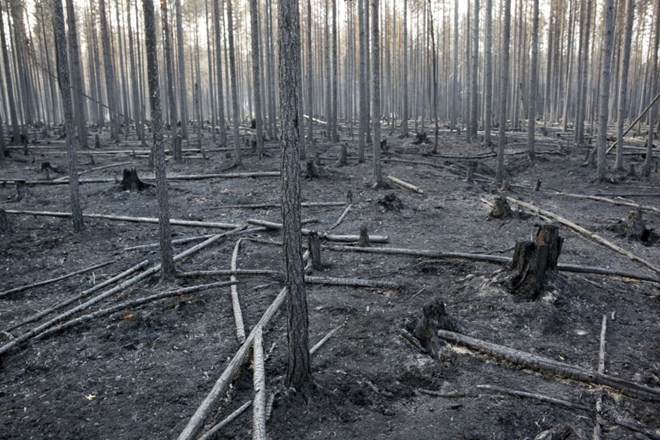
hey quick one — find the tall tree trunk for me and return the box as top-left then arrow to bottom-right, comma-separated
52,0 -> 84,232
483,0 -> 493,148
175,0 -> 189,140
226,0 -> 242,167
160,0 -> 178,157
576,0 -> 592,146
371,0 -> 382,187
306,0 -> 314,144
496,0 -> 512,185
527,0 -> 539,160
278,0 -> 312,393
331,0 -> 339,142
451,0 -> 458,131
358,0 -> 367,162
98,0 -> 120,141
468,0 -> 479,142
596,0 -> 615,180
213,0 -> 227,146
249,0 -> 264,158
126,0 -> 143,141
614,0 -> 635,171
402,0 -> 409,137
143,0 -> 175,280
562,0 -> 576,132
643,0 -> 659,176
65,0 -> 88,148
0,3 -> 20,143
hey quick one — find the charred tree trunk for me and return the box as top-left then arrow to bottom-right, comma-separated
508,225 -> 563,301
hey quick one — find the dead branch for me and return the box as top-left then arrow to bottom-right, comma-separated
177,287 -> 288,440
606,90 -> 660,154
475,384 -> 591,412
230,239 -> 246,344
247,218 -> 389,243
197,401 -> 252,440
505,196 -> 660,275
5,209 -> 241,230
553,192 -> 660,215
124,235 -> 216,251
0,258 -> 117,299
387,175 -> 424,194
0,233 -> 230,356
35,281 -> 237,341
305,276 -> 399,290
310,319 -> 348,356
252,328 -> 267,440
437,329 -> 660,402
4,260 -> 150,333
328,204 -> 352,230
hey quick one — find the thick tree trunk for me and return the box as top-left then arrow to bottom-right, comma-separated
98,0 -> 120,141
371,0 -> 382,187
451,0 -> 458,131
160,0 -> 178,155
615,0 -> 635,171
527,0 -> 539,160
52,0 -> 84,232
496,0 -> 512,185
278,0 -> 312,392
468,0 -> 479,142
175,0 -> 188,140
226,0 -> 242,167
0,4 -> 21,142
250,0 -> 265,158
143,0 -> 176,280
65,0 -> 88,148
643,0 -> 659,176
213,0 -> 227,146
596,0 -> 616,180
358,0 -> 367,163
483,0 -> 493,147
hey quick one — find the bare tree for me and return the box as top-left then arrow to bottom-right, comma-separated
175,0 -> 188,140
527,0 -> 539,160
615,0 -> 635,171
358,0 -> 367,162
0,2 -> 20,142
496,0 -> 512,186
250,0 -> 264,158
643,0 -> 659,176
98,0 -> 120,141
596,0 -> 615,180
160,0 -> 179,158
483,0 -> 493,148
143,0 -> 176,280
226,0 -> 242,167
371,0 -> 382,187
451,0 -> 458,131
306,0 -> 314,144
278,0 -> 312,392
468,0 -> 479,142
213,0 -> 227,146
402,0 -> 409,137
331,0 -> 338,142
65,0 -> 88,148
52,0 -> 84,232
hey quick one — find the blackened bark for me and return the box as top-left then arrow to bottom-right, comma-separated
278,0 -> 312,392
143,0 -> 176,280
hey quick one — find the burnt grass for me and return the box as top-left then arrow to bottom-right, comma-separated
1,124 -> 659,439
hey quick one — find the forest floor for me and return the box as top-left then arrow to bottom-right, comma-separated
0,122 -> 659,440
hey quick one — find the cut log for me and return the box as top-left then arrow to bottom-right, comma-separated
437,329 -> 660,402
246,218 -> 389,243
252,328 -> 267,440
197,401 -> 252,440
209,201 -> 346,210
505,196 -> 660,275
177,269 -> 281,278
230,239 -> 246,344
387,175 -> 424,194
177,287 -> 288,440
304,275 -> 399,290
553,192 -> 660,215
475,384 -> 591,411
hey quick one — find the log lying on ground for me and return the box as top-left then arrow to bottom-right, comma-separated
35,281 -> 237,341
324,244 -> 660,284
329,204 -> 352,230
387,175 -> 424,194
53,161 -> 134,182
177,287 -> 288,440
247,218 -> 389,243
475,384 -> 591,412
505,196 -> 660,275
210,201 -> 346,210
304,276 -> 399,290
437,329 -> 660,402
229,239 -> 246,344
177,269 -> 282,278
252,328 -> 267,440
4,260 -> 150,333
4,209 -> 241,229
0,232 -> 231,355
553,192 -> 660,215
0,259 -> 118,299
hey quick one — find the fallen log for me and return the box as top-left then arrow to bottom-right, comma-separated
252,328 -> 267,440
197,401 -> 252,440
305,275 -> 399,290
35,281 -> 237,341
209,201 -> 346,210
0,172 -> 279,186
310,319 -> 347,355
328,204 -> 352,230
593,315 -> 608,440
229,239 -> 246,344
4,260 -> 150,333
475,384 -> 591,412
387,175 -> 424,194
505,196 -> 660,275
0,259 -> 118,299
247,218 -> 389,243
437,329 -> 660,402
5,209 -> 241,230
52,161 -> 133,182
553,192 -> 660,215
177,287 -> 288,440
177,269 -> 281,278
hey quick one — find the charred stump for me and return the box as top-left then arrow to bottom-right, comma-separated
173,133 -> 183,161
412,132 -> 429,145
404,299 -> 456,359
508,224 -> 563,301
305,158 -> 321,179
625,209 -> 651,242
357,224 -> 370,247
120,168 -> 148,191
490,196 -> 512,219
307,231 -> 323,271
0,209 -> 9,232
336,143 -> 348,166
377,193 -> 404,212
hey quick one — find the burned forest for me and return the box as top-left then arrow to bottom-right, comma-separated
0,0 -> 659,439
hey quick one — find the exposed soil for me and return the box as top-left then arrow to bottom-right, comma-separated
1,124 -> 659,440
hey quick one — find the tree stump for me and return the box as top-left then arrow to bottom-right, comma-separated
173,134 -> 183,161
625,209 -> 651,242
490,196 -> 512,219
95,134 -> 101,148
508,224 -> 563,300
377,193 -> 404,212
0,209 -> 9,232
305,158 -> 320,179
412,132 -> 429,145
307,231 -> 323,271
120,168 -> 148,191
14,180 -> 26,202
357,224 -> 370,247
336,143 -> 348,166
405,299 -> 456,359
